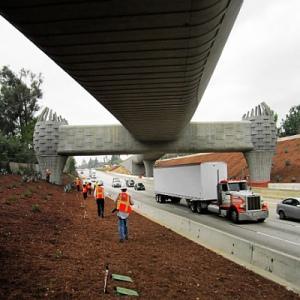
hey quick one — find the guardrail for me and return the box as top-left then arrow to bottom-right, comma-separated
133,200 -> 300,294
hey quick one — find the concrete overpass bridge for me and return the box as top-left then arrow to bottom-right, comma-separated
0,1 -> 277,184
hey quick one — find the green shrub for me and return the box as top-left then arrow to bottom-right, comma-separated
31,204 -> 41,213
53,249 -> 63,259
5,196 -> 17,205
24,190 -> 33,198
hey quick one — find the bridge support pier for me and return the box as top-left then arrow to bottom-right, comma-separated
143,159 -> 155,177
33,108 -> 68,185
242,103 -> 277,187
37,155 -> 68,185
244,150 -> 274,186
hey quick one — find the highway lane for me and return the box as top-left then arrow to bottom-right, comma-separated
79,169 -> 300,258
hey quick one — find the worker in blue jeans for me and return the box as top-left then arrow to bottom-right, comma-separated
112,187 -> 134,242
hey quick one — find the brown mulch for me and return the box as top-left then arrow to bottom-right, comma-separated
0,175 -> 299,299
156,136 -> 300,183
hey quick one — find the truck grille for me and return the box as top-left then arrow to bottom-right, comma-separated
247,196 -> 261,210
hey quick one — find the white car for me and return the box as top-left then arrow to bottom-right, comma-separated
276,198 -> 300,220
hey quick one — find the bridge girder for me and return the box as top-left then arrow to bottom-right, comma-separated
0,0 -> 243,141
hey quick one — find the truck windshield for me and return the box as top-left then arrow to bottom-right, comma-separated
228,182 -> 248,191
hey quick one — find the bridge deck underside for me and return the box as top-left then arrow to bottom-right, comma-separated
0,0 -> 242,141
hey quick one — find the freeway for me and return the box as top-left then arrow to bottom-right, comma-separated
79,169 -> 300,258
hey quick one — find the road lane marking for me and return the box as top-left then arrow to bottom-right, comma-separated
267,219 -> 300,228
256,232 -> 300,246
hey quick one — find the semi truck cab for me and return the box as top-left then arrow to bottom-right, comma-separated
215,179 -> 269,223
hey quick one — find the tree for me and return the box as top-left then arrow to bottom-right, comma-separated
0,66 -> 42,139
64,157 -> 77,175
0,131 -> 36,163
279,105 -> 300,137
0,66 -> 43,163
110,155 -> 121,165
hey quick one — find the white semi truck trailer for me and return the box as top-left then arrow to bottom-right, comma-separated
154,162 -> 268,223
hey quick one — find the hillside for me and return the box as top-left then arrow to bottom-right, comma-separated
156,135 -> 300,183
0,175 -> 299,299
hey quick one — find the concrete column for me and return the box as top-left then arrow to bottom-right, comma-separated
244,151 -> 273,184
132,162 -> 145,176
143,160 -> 155,177
33,107 -> 68,185
242,102 -> 277,187
37,155 -> 67,185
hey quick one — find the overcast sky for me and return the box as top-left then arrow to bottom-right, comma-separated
0,0 -> 299,162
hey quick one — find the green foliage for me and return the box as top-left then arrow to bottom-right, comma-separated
53,249 -> 63,259
31,204 -> 41,213
110,154 -> 122,165
64,156 -> 77,175
279,105 -> 300,137
0,131 -> 37,163
0,65 -> 42,162
79,157 -> 103,168
24,189 -> 33,198
5,196 -> 17,205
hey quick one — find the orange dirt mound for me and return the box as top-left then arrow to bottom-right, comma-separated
156,136 -> 300,183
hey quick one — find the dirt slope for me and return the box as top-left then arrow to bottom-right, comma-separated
156,136 -> 300,183
0,175 -> 299,299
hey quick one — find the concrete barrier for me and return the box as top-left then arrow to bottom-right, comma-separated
268,183 -> 300,190
133,200 -> 300,294
253,187 -> 300,200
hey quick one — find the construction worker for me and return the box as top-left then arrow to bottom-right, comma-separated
75,177 -> 81,191
87,182 -> 92,195
94,181 -> 105,218
113,187 -> 134,242
82,184 -> 88,201
46,169 -> 51,183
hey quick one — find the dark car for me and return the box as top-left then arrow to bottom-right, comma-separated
276,197 -> 300,220
134,182 -> 145,191
126,179 -> 135,187
112,178 -> 121,188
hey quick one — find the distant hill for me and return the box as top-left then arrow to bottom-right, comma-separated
156,135 -> 300,183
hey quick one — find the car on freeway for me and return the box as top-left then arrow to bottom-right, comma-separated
112,178 -> 121,188
276,197 -> 300,220
134,182 -> 145,191
126,179 -> 135,187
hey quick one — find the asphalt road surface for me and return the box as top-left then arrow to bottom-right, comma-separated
79,169 -> 300,258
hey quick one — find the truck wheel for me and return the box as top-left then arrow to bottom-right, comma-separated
231,210 -> 239,224
196,202 -> 203,214
257,218 -> 265,223
156,195 -> 160,203
190,202 -> 197,213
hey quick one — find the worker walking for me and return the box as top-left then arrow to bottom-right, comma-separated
88,182 -> 92,195
113,187 -> 134,243
94,182 -> 105,218
75,177 -> 81,191
82,184 -> 88,201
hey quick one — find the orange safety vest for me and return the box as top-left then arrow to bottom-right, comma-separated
82,186 -> 88,193
117,192 -> 132,213
96,186 -> 104,199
